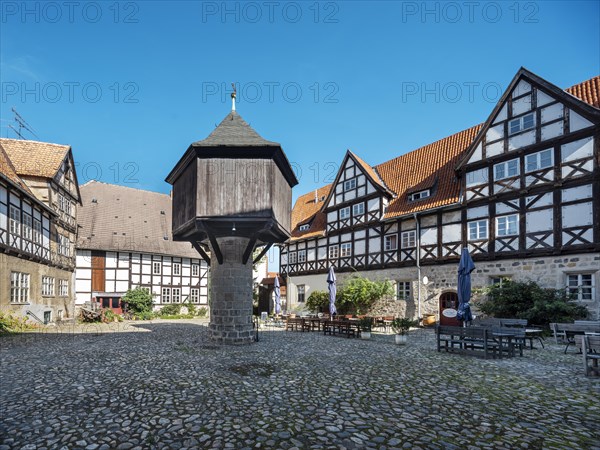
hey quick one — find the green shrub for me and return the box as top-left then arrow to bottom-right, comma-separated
159,304 -> 182,316
122,288 -> 154,315
0,311 -> 35,334
306,291 -> 330,312
391,317 -> 418,335
135,311 -> 155,321
197,307 -> 208,318
337,276 -> 394,315
475,280 -> 588,326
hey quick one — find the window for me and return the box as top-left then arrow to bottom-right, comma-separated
162,287 -> 171,303
343,178 -> 356,191
494,159 -> 519,180
328,245 -> 339,259
297,250 -> 306,263
509,112 -> 535,135
490,276 -> 510,286
299,224 -> 310,231
567,274 -> 594,301
58,235 -> 70,256
172,288 -> 181,303
397,281 -> 411,300
33,218 -> 42,244
496,214 -> 518,237
42,276 -> 55,296
59,279 -> 69,297
190,288 -> 200,303
288,252 -> 297,264
352,203 -> 364,216
57,310 -> 63,321
384,234 -> 397,251
340,243 -> 352,257
9,206 -> 20,235
526,149 -> 553,172
10,272 -> 30,303
22,213 -> 32,241
153,261 -> 161,275
297,285 -> 305,303
173,263 -> 181,275
401,230 -> 416,249
468,220 -> 488,240
339,207 -> 350,220
192,264 -> 199,277
409,190 -> 430,201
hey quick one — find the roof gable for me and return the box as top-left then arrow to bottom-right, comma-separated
458,68 -> 600,168
0,138 -> 70,179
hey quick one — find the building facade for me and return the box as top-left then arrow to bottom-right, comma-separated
281,69 -> 600,320
0,138 -> 81,323
75,181 -> 209,309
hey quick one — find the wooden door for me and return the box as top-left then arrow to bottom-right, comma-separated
439,292 -> 461,326
91,251 -> 105,293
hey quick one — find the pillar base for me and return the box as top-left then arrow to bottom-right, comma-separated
208,237 -> 255,345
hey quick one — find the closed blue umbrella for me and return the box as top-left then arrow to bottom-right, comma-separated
457,248 -> 475,323
327,267 -> 337,317
274,276 -> 281,315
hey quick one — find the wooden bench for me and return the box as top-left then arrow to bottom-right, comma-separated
553,323 -> 600,353
323,320 -> 360,338
437,325 -> 499,359
575,335 -> 600,376
285,317 -> 304,332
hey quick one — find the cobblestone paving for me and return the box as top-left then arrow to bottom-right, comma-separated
1,319 -> 599,450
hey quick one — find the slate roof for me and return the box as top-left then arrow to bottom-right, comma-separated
77,181 -> 201,258
193,111 -> 280,147
0,138 -> 70,178
290,75 -> 599,241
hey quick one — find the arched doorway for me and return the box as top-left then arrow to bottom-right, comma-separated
439,292 -> 461,326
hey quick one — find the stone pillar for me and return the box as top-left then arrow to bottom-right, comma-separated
208,237 -> 255,345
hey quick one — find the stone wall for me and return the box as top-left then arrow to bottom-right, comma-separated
290,252 -> 600,320
0,253 -> 75,322
208,237 -> 255,344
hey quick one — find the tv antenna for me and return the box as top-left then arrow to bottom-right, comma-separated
9,108 -> 38,140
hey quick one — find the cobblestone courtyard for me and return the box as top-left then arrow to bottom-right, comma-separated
1,319 -> 599,450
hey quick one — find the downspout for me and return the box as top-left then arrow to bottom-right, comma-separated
413,212 -> 421,320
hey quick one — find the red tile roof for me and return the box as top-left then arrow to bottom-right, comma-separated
290,76 -> 599,240
0,144 -> 33,195
0,138 -> 70,179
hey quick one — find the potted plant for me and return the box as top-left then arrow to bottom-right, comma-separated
359,317 -> 373,340
391,317 -> 418,345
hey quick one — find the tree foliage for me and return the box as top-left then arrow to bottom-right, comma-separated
337,276 -> 394,315
306,290 -> 330,312
475,280 -> 588,326
122,287 -> 154,315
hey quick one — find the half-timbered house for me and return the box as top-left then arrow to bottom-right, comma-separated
75,181 -> 209,311
0,138 -> 81,323
281,69 -> 600,321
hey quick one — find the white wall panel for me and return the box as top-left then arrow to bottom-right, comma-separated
569,110 -> 593,132
526,209 -> 553,232
561,137 -> 593,161
562,184 -> 592,202
508,130 -> 535,150
562,202 -> 593,228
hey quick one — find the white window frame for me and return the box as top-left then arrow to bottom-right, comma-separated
297,250 -> 306,263
343,178 -> 356,191
162,287 -> 171,303
9,205 -> 20,236
59,279 -> 69,297
190,288 -> 200,303
58,234 -> 70,256
10,272 -> 30,303
192,264 -> 199,277
494,158 -> 520,180
288,252 -> 297,264
173,263 -> 181,276
397,281 -> 411,300
299,224 -> 310,231
339,207 -> 351,220
297,284 -> 306,303
42,276 -> 55,296
409,190 -> 430,201
328,245 -> 339,259
496,214 -> 519,237
22,212 -> 32,241
172,288 -> 181,303
401,230 -> 416,249
33,218 -> 42,244
153,261 -> 161,275
468,220 -> 488,240
567,274 -> 595,301
352,203 -> 365,216
384,234 -> 397,251
509,112 -> 535,135
490,276 -> 510,286
340,243 -> 352,257
525,149 -> 553,173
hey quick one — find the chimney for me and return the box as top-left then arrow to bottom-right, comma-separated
314,189 -> 318,203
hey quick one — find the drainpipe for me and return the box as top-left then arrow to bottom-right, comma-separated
413,212 -> 421,320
